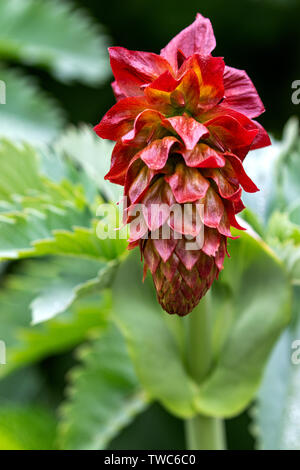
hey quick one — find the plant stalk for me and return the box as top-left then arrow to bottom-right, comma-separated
185,294 -> 226,450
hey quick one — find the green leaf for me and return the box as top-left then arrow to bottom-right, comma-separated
0,66 -> 65,143
0,405 -> 56,450
253,286 -> 300,450
195,230 -> 291,417
0,0 -> 110,85
0,139 -> 89,211
113,251 -> 199,419
0,208 -> 90,260
58,323 -> 148,450
113,232 -> 291,419
30,256 -> 117,324
54,125 -> 122,203
0,258 -> 111,377
0,139 -> 127,261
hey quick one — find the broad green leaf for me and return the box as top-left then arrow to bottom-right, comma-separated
195,230 -> 291,417
0,0 -> 110,85
0,208 -> 90,260
0,210 -> 126,262
58,324 -> 148,450
0,139 -> 88,210
54,125 -> 122,203
113,232 -> 290,419
253,287 -> 300,450
0,139 -> 127,261
113,251 -> 199,419
0,67 -> 65,143
33,222 -> 127,261
0,258 -> 111,377
0,405 -> 56,450
30,256 -> 117,324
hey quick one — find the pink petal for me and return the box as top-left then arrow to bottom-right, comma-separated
201,187 -> 224,228
168,203 -> 202,237
143,239 -> 161,274
202,228 -> 221,256
142,179 -> 175,231
121,108 -> 164,144
175,238 -> 200,270
139,137 -> 179,170
160,13 -> 216,71
94,97 -> 147,141
105,141 -> 136,185
153,236 -> 177,263
164,115 -> 209,150
225,153 -> 259,193
165,163 -> 209,203
182,143 -> 226,168
204,114 -> 258,158
250,120 -> 271,150
109,47 -> 171,97
111,81 -> 126,101
223,66 -> 265,119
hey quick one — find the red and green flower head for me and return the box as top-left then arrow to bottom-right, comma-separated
95,13 -> 270,316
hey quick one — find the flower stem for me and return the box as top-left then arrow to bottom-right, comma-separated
185,294 -> 226,450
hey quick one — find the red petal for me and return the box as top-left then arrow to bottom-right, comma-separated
165,162 -> 209,203
128,213 -> 148,242
143,239 -> 161,274
121,108 -> 164,145
204,114 -> 258,157
225,153 -> 259,193
109,47 -> 171,97
217,210 -> 238,238
181,143 -> 226,168
168,203 -> 202,237
224,201 -> 246,230
139,136 -> 179,170
201,187 -> 224,228
153,235 -> 177,263
144,71 -> 178,114
142,179 -> 175,231
160,253 -> 180,281
196,252 -> 213,279
175,238 -> 200,270
125,158 -> 156,204
160,13 -> 216,71
250,120 -> 271,150
171,69 -> 200,113
202,228 -> 221,256
223,66 -> 265,119
205,168 -> 241,201
94,97 -> 147,141
105,141 -> 136,185
215,238 -> 226,271
111,81 -> 125,101
186,54 -> 225,110
164,115 -> 209,150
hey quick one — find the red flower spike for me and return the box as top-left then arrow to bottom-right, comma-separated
94,13 -> 271,316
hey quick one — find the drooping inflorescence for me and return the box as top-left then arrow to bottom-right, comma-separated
95,13 -> 270,315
